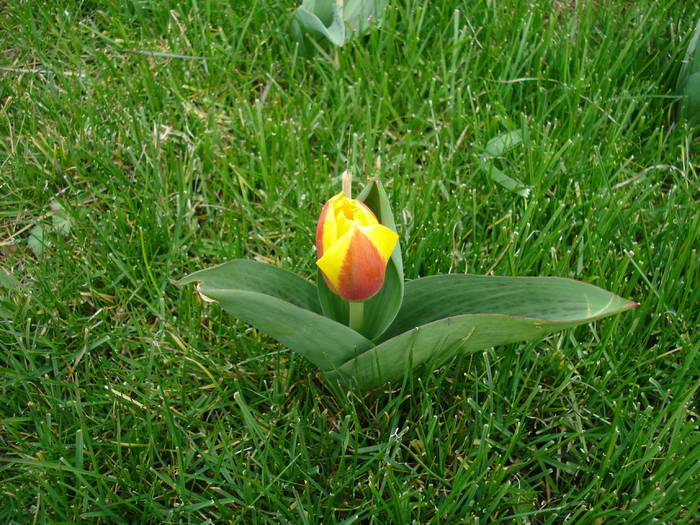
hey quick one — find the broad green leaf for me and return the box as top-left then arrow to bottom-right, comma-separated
485,129 -> 523,156
355,261 -> 402,340
678,18 -> 700,124
479,161 -> 530,198
343,0 -> 389,34
25,203 -> 73,258
177,260 -> 374,371
677,18 -> 700,91
384,274 -> 636,339
0,301 -> 14,319
680,73 -> 700,124
0,268 -> 20,290
294,0 -> 346,47
0,269 -> 19,319
177,259 -> 321,312
317,266 -> 349,324
28,224 -> 48,256
480,129 -> 530,197
292,0 -> 388,50
326,275 -> 637,388
51,201 -> 73,235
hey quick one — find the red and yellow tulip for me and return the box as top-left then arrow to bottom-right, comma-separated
316,193 -> 398,302
181,177 -> 637,389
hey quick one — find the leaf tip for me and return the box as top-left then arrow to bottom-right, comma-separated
196,283 -> 217,303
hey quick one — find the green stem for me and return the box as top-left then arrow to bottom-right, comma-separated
348,301 -> 364,333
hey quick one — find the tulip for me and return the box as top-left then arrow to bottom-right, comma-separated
180,178 -> 637,390
316,192 -> 398,302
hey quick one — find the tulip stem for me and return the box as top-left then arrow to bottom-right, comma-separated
348,301 -> 364,333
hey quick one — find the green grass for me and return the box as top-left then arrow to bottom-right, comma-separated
1,0 -> 698,522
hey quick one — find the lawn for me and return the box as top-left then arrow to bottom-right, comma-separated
1,0 -> 698,522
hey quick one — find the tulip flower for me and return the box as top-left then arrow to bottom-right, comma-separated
315,193 -> 398,302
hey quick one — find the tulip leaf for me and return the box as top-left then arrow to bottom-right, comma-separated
384,274 -> 636,340
28,224 -> 48,257
317,267 -> 349,324
479,161 -> 531,198
326,275 -> 637,389
680,73 -> 700,125
356,179 -> 404,340
677,18 -> 700,124
292,0 -> 388,53
177,260 -> 374,371
0,268 -> 20,290
0,268 -> 20,320
485,129 -> 523,156
342,0 -> 389,34
293,0 -> 346,48
479,129 -> 530,197
177,259 -> 321,312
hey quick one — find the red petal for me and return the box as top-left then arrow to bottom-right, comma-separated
337,229 -> 386,301
315,200 -> 331,258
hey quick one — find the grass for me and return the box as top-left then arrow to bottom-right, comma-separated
1,0 -> 698,522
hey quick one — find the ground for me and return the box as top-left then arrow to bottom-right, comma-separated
0,0 -> 698,523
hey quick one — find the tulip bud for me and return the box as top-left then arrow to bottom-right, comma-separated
316,193 -> 399,302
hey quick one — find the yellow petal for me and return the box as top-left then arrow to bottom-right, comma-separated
316,225 -> 356,292
316,196 -> 338,257
358,224 -> 398,262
